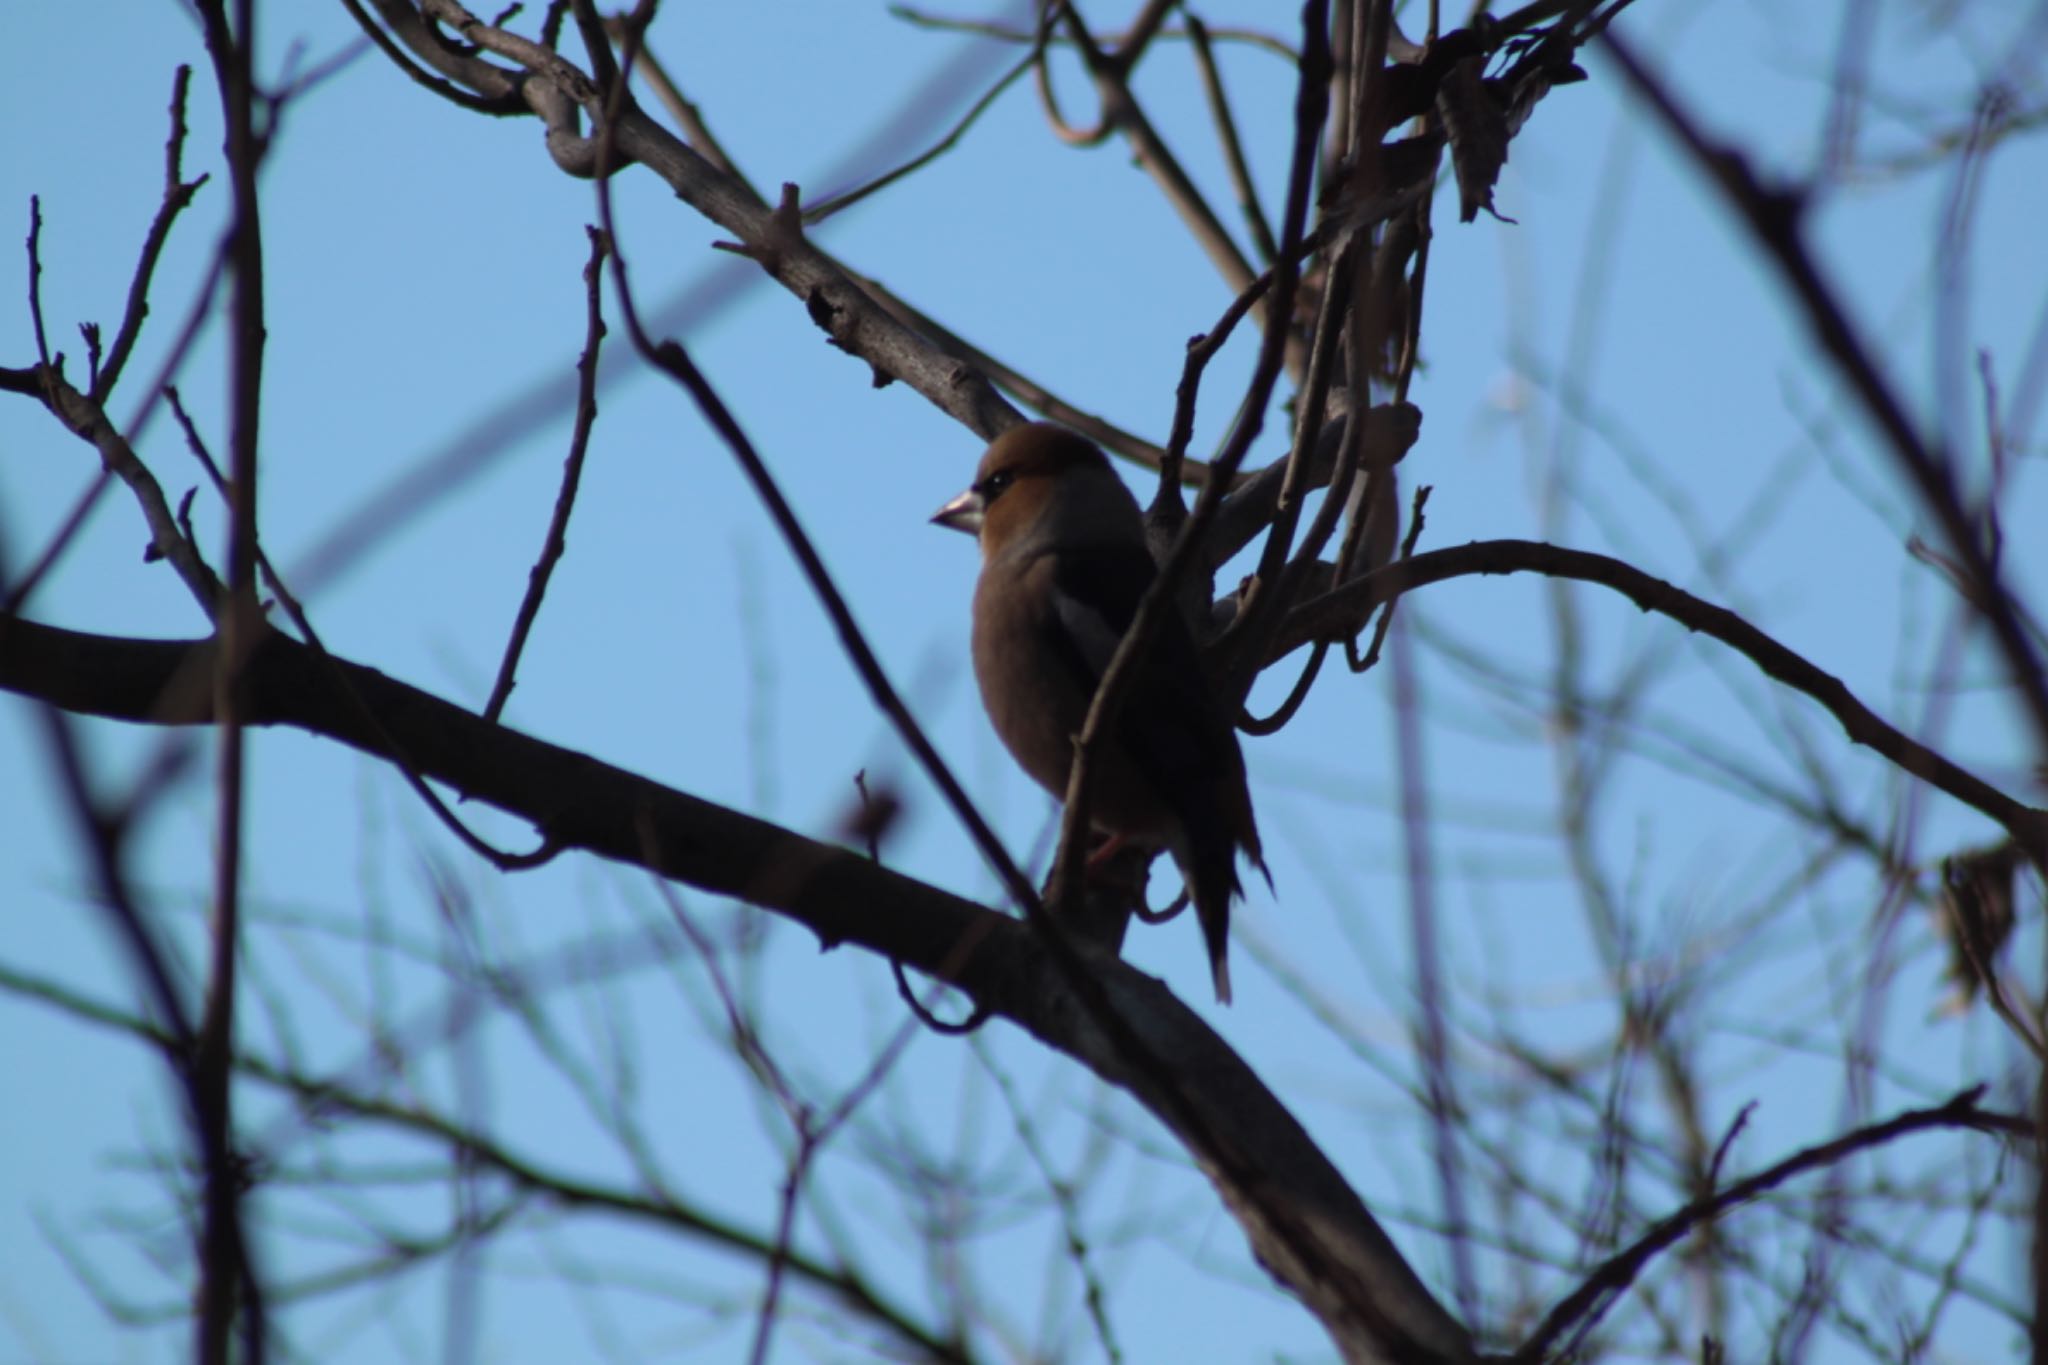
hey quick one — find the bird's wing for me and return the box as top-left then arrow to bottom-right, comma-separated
1044,544 -> 1242,797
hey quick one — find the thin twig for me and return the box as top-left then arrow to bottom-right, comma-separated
1346,483 -> 1430,673
598,232 -> 1039,915
3,469 -> 113,618
978,1037 -> 1125,1363
1603,28 -> 2048,764
0,957 -> 974,1364
1277,538 -> 2048,858
600,13 -> 760,197
1239,639 -> 1327,735
163,387 -> 564,873
891,5 -> 1301,63
192,1 -> 269,1354
1153,259 -> 1279,511
484,226 -> 609,723
1515,1087 -> 2017,1361
802,48 -> 1040,225
1052,2 -> 1278,354
1047,0 -> 1332,921
589,26 -> 1039,914
25,198 -> 52,370
1,364 -> 225,613
339,0 -> 528,113
1186,13 -> 1279,264
97,66 -> 211,404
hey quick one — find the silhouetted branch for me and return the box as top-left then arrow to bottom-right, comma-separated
0,613 -> 1475,1364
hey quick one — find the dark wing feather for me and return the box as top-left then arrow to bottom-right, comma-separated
1046,545 -> 1250,829
1044,543 -> 1263,1004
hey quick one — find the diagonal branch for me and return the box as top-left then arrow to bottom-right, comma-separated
1514,1085 -> 2027,1361
0,613 -> 1474,1365
360,0 -> 1021,438
1602,29 -> 2048,758
0,364 -> 224,614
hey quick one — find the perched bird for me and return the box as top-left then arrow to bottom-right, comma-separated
933,423 -> 1266,1003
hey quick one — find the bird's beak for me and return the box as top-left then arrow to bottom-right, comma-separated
931,487 -> 985,535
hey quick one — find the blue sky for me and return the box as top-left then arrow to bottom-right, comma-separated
3,2 -> 2045,1361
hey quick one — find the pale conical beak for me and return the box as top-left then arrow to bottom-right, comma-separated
931,487 -> 985,535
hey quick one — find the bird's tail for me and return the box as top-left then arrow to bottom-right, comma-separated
1204,910 -> 1234,1006
1176,824 -> 1247,1006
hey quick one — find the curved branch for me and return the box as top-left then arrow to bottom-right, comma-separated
1274,539 -> 2048,860
1602,28 -> 2048,755
1513,1085 -> 2026,1361
0,614 -> 1474,1365
341,0 -> 527,114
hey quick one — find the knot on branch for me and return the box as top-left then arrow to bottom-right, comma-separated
711,182 -> 808,274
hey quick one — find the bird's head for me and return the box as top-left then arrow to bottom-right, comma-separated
932,423 -> 1137,558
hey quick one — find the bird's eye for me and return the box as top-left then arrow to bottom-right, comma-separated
977,470 -> 1015,501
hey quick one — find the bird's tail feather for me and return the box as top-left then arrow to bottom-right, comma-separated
1177,824 -> 1246,1007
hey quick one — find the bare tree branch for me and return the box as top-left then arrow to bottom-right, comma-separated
0,614 -> 1475,1364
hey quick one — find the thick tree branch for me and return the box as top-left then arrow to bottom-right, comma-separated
0,614 -> 1474,1365
362,0 -> 1021,440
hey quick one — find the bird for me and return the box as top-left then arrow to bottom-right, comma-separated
932,422 -> 1266,1003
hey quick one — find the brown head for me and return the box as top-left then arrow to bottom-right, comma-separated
931,423 -> 1139,558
